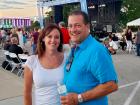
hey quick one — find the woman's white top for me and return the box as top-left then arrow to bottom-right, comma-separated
25,53 -> 67,105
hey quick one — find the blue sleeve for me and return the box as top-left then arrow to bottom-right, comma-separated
91,47 -> 118,84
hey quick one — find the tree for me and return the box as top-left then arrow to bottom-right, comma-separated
44,7 -> 55,25
44,4 -> 80,25
63,3 -> 80,24
119,0 -> 140,27
30,21 -> 40,30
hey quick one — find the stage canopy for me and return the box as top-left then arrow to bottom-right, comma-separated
37,0 -> 87,28
127,18 -> 140,26
37,0 -> 79,7
37,0 -> 122,6
37,0 -> 122,28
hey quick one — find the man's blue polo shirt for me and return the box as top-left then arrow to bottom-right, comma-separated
64,35 -> 118,105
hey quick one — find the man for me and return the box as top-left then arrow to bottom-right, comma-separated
31,27 -> 39,54
108,37 -> 118,54
136,27 -> 140,56
8,37 -> 23,55
58,21 -> 70,44
61,10 -> 118,105
58,21 -> 71,53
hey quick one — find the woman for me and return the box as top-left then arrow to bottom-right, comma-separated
17,28 -> 24,48
125,28 -> 132,53
24,24 -> 66,105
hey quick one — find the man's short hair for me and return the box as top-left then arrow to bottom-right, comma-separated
34,27 -> 38,31
68,10 -> 89,25
59,21 -> 65,27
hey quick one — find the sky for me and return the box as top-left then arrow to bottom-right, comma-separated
0,0 -> 38,17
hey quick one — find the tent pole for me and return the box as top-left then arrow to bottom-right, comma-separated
37,2 -> 44,29
80,0 -> 88,14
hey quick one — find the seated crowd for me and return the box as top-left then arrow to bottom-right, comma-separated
4,37 -> 29,56
103,37 -> 118,55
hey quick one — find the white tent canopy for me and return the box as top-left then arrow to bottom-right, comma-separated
127,18 -> 140,26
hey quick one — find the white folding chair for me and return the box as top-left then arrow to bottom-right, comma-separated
18,54 -> 29,63
9,52 -> 23,76
3,51 -> 13,70
18,54 -> 29,77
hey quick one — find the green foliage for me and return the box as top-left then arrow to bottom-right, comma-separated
45,7 -> 54,18
44,4 -> 80,25
63,3 -> 80,24
30,21 -> 40,30
120,0 -> 140,27
44,7 -> 55,24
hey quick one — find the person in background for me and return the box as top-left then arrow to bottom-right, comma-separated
125,28 -> 132,53
1,27 -> 6,47
108,37 -> 118,54
31,27 -> 39,54
3,40 -> 11,51
23,31 -> 27,46
112,34 -> 119,48
17,28 -> 24,49
59,21 -> 71,53
10,28 -> 19,41
24,24 -> 67,105
136,27 -> 140,56
112,34 -> 118,42
58,21 -> 70,44
0,29 -> 2,45
61,10 -> 118,105
119,35 -> 127,51
8,37 -> 23,56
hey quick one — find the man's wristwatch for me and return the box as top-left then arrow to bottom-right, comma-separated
78,94 -> 84,103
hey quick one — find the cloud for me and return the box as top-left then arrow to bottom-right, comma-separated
0,6 -> 24,10
1,0 -> 27,5
0,4 -> 13,9
28,0 -> 36,2
0,0 -> 36,10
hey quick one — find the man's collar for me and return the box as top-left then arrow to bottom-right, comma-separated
78,34 -> 93,50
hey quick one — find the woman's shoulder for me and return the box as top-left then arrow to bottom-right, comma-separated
27,55 -> 38,62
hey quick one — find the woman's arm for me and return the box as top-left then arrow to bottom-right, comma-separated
24,66 -> 33,105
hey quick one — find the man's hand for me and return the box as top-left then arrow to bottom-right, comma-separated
60,93 -> 78,105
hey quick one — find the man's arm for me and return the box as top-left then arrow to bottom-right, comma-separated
81,81 -> 118,101
61,81 -> 118,105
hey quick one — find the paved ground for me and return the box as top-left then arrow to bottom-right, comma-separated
0,43 -> 140,105
109,52 -> 140,105
0,70 -> 23,105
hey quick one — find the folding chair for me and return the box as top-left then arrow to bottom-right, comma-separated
9,52 -> 23,76
3,51 -> 13,70
18,54 -> 29,77
18,54 -> 29,63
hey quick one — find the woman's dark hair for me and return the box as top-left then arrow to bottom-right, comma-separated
36,23 -> 63,57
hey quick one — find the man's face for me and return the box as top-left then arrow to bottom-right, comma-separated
68,15 -> 89,44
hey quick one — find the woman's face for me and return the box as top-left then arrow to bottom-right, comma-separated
43,28 -> 60,51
